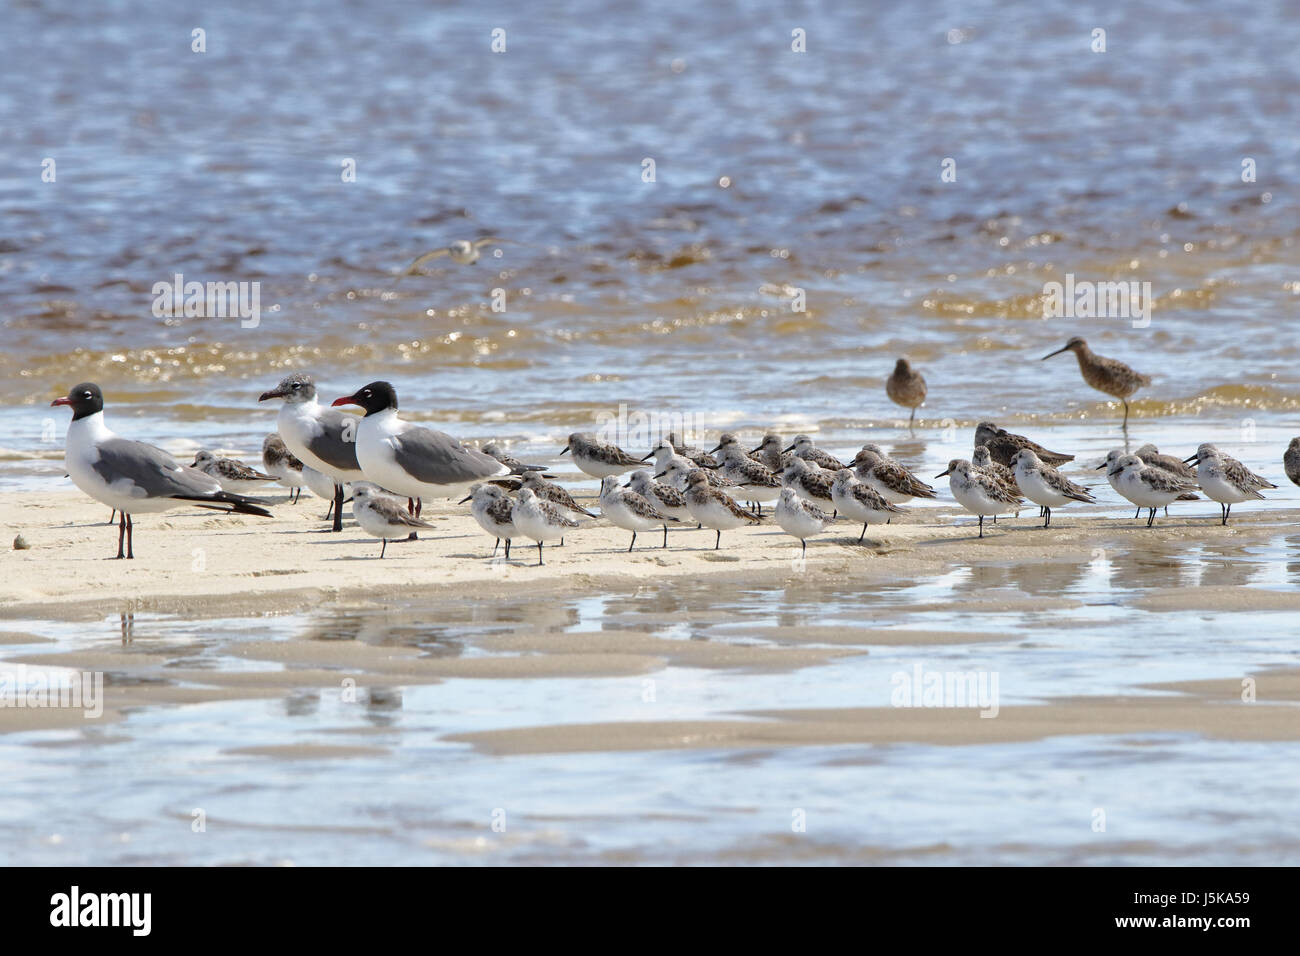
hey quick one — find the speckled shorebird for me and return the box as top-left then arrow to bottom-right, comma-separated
460,483 -> 519,559
351,483 -> 434,558
1099,449 -> 1197,519
649,444 -> 737,491
750,433 -> 795,474
192,449 -> 279,497
1286,438 -> 1300,488
481,442 -> 548,477
1011,449 -> 1096,528
561,432 -> 643,478
935,459 -> 1025,538
1042,337 -> 1152,426
775,487 -> 835,557
974,422 -> 1074,468
710,433 -> 782,514
831,469 -> 905,542
683,469 -> 760,549
513,487 -> 579,565
885,357 -> 927,427
1134,443 -> 1197,482
599,476 -> 678,551
625,469 -> 692,546
851,446 -> 936,505
781,456 -> 836,508
517,471 -> 596,519
1108,455 -> 1199,528
971,445 -> 1022,520
784,434 -> 846,471
262,434 -> 306,503
663,432 -> 718,468
1183,444 -> 1276,525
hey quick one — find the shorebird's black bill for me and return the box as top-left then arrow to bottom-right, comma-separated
781,444 -> 796,454
653,470 -> 666,479
639,451 -> 653,462
707,444 -> 722,454
1041,346 -> 1069,360
1182,454 -> 1199,464
935,468 -> 952,478
457,494 -> 472,504
559,446 -> 570,455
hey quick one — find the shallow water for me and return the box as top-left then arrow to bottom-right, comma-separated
3,531 -> 1299,865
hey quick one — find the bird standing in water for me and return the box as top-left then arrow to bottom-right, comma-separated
885,358 -> 927,428
1042,337 -> 1151,427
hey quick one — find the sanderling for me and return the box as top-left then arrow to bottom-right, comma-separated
974,422 -> 1074,468
936,458 -> 1024,538
599,476 -> 678,551
750,432 -> 794,474
625,469 -> 692,546
781,456 -> 836,508
459,483 -> 519,559
831,468 -> 905,542
1183,444 -> 1276,525
481,442 -> 549,477
972,445 -> 1020,495
652,449 -> 737,491
1134,443 -> 1198,482
562,432 -> 643,478
352,483 -> 434,558
52,383 -> 272,559
1108,455 -> 1199,527
683,468 -> 760,549
886,357 -> 927,427
513,487 -> 579,565
192,449 -> 279,496
517,471 -> 597,519
851,446 -> 937,505
663,432 -> 718,468
710,433 -> 782,514
784,434 -> 846,471
403,237 -> 507,272
1286,438 -> 1300,488
262,434 -> 306,503
775,487 -> 835,557
1043,337 -> 1151,426
1011,449 -> 1096,527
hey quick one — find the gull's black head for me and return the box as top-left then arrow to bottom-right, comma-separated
333,381 -> 398,416
51,382 -> 103,420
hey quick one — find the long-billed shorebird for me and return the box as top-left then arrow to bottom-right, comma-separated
831,469 -> 905,542
1042,337 -> 1151,426
775,487 -> 835,557
936,458 -> 1024,538
886,357 -> 927,427
683,469 -> 760,549
974,422 -> 1074,468
1011,449 -> 1095,527
1184,444 -> 1276,525
352,483 -> 434,558
562,432 -> 643,478
53,383 -> 272,559
1286,438 -> 1300,488
460,483 -> 519,559
1107,455 -> 1199,527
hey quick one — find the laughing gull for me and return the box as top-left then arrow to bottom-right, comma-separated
331,382 -> 509,529
52,383 -> 272,559
351,484 -> 434,558
258,373 -> 366,532
191,450 -> 279,496
262,434 -> 306,503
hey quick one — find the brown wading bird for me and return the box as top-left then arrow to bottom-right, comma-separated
885,357 -> 927,427
1284,438 -> 1300,489
1042,337 -> 1151,426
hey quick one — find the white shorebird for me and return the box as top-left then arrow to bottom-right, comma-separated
936,458 -> 1024,538
625,469 -> 692,545
781,456 -> 836,509
709,433 -> 782,514
599,476 -> 678,551
513,487 -> 578,565
683,469 -> 760,549
262,434 -> 306,503
1011,449 -> 1096,528
191,449 -> 278,496
259,373 -> 366,532
774,487 -> 835,557
52,383 -> 272,559
646,439 -> 736,490
1108,455 -> 1199,527
1286,438 -> 1300,489
352,483 -> 434,558
561,432 -> 643,478
403,237 -> 507,272
851,446 -> 937,505
783,434 -> 846,471
1100,448 -> 1197,519
515,471 -> 596,521
831,469 -> 904,542
459,483 -> 519,559
332,381 -> 509,534
750,432 -> 794,474
1183,444 -> 1276,525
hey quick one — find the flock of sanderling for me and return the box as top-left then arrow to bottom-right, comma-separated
48,358 -> 1300,564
